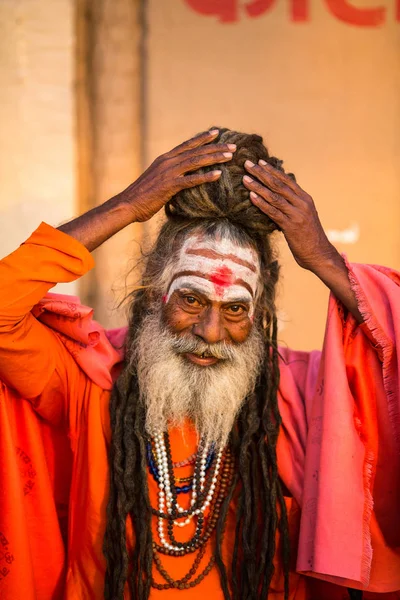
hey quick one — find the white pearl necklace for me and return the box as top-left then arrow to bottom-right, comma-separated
152,432 -> 223,551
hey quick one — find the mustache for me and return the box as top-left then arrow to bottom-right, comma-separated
170,334 -> 237,361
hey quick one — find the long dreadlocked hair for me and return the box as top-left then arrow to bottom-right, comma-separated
103,128 -> 295,599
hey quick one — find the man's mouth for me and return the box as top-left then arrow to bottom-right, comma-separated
184,352 -> 220,366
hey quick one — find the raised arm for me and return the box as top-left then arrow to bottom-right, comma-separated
242,159 -> 363,322
0,130 -> 235,403
58,129 -> 235,250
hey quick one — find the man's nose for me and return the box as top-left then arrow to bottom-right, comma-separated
193,307 -> 226,344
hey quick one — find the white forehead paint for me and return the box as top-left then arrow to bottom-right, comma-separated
164,234 -> 260,318
170,277 -> 253,304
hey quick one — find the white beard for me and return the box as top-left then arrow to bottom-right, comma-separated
130,310 -> 265,448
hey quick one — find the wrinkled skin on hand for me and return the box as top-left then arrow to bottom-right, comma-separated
243,159 -> 336,272
120,130 -> 237,223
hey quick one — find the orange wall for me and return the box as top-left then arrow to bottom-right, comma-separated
145,0 -> 400,350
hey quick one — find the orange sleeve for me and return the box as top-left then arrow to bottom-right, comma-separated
0,222 -> 94,413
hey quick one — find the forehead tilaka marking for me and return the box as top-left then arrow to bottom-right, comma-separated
185,248 -> 257,273
165,235 -> 260,310
168,269 -> 254,298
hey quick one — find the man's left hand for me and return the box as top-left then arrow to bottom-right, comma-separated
242,159 -> 336,273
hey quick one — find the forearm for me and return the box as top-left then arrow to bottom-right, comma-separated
311,248 -> 363,323
57,130 -> 233,252
57,193 -> 135,252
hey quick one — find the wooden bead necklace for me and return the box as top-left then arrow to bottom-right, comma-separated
147,441 -> 214,494
149,431 -> 234,590
153,450 -> 234,556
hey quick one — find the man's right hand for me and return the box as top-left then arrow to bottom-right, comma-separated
118,129 -> 236,222
58,129 -> 235,252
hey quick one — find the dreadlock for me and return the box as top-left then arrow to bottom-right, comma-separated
103,127 -> 295,599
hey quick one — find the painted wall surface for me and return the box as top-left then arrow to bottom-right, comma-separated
0,0 -> 77,294
0,0 -> 399,339
75,0 -> 143,327
145,0 -> 400,350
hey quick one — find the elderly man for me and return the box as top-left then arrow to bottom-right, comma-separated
0,128 -> 400,600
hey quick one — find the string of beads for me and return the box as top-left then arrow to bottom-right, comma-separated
149,431 -> 234,589
147,441 -> 214,494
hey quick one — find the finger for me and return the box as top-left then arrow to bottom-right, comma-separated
243,176 -> 293,216
164,142 -> 236,168
249,191 -> 287,227
175,151 -> 233,175
178,170 -> 222,189
164,129 -> 220,159
244,160 -> 303,202
244,161 -> 298,201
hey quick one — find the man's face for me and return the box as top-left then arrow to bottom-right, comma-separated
162,233 -> 260,367
133,232 -> 264,445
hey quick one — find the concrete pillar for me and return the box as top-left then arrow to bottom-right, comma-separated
76,0 -> 144,326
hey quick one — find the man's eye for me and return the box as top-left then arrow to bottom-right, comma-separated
184,296 -> 200,306
226,305 -> 246,315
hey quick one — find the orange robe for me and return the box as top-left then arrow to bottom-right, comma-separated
0,222 -> 399,599
0,383 -> 72,599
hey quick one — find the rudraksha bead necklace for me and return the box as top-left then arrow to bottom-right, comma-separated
151,433 -> 222,520
152,432 -> 224,551
149,430 -> 234,590
153,447 -> 234,557
147,441 -> 214,494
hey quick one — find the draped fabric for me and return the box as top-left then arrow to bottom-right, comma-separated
0,222 -> 399,598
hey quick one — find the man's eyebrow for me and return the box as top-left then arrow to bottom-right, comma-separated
223,296 -> 251,305
234,279 -> 253,297
168,271 -> 254,298
174,282 -> 209,297
185,248 -> 257,273
177,284 -> 251,305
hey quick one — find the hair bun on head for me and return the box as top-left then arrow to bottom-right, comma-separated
165,127 -> 295,237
